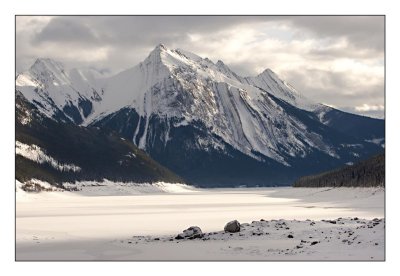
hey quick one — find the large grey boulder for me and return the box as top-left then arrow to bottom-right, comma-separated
175,226 -> 203,240
224,220 -> 241,233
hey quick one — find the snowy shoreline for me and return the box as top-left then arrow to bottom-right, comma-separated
120,217 -> 384,261
16,185 -> 384,260
16,217 -> 385,261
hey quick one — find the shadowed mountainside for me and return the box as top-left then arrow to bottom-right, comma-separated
16,91 -> 185,186
293,153 -> 385,187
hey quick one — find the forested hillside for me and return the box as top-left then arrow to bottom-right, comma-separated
293,153 -> 385,187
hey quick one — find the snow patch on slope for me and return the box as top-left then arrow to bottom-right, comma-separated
313,105 -> 334,124
16,103 -> 33,125
365,138 -> 385,148
16,141 -> 81,172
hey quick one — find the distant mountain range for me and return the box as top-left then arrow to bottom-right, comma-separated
15,44 -> 385,187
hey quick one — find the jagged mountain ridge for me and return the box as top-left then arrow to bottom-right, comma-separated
16,58 -> 105,124
16,44 -> 384,186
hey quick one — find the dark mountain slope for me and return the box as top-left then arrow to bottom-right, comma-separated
16,91 -> 185,186
293,153 -> 385,187
92,109 -> 292,187
315,107 -> 385,143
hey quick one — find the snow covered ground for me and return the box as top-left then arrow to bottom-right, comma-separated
16,185 -> 384,260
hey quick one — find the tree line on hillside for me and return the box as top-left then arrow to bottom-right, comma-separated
293,153 -> 385,187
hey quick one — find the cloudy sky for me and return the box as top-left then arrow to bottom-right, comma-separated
16,16 -> 384,118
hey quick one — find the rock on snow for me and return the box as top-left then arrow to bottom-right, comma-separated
224,220 -> 241,233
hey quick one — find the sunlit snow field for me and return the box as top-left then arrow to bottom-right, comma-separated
16,184 -> 384,260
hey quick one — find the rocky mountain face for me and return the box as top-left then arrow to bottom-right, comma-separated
16,44 -> 385,187
293,153 -> 385,187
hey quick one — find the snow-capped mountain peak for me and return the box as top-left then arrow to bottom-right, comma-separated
244,68 -> 316,111
215,60 -> 243,82
16,57 -> 105,124
16,58 -> 63,87
156,43 -> 167,51
175,48 -> 203,62
146,44 -> 203,71
31,58 -> 65,71
146,43 -> 167,61
82,45 -> 336,164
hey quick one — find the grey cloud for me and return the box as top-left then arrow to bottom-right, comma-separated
284,69 -> 384,118
307,45 -> 383,60
229,62 -> 257,77
32,16 -> 264,48
32,17 -> 99,45
341,107 -> 385,119
275,16 -> 384,52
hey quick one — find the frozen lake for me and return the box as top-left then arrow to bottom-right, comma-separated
16,185 -> 384,260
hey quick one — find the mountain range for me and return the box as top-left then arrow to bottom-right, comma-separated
15,44 -> 385,187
